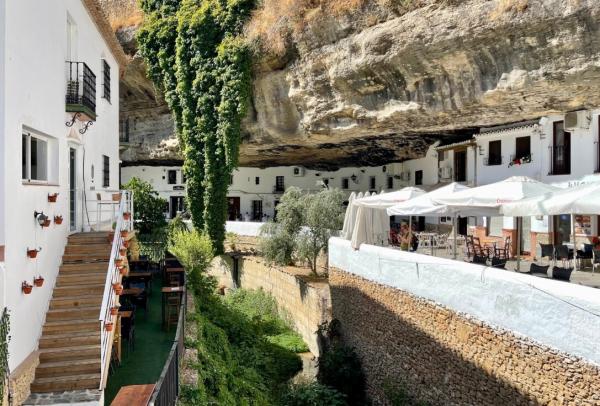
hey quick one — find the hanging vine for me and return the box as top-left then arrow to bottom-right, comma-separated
0,308 -> 10,403
137,0 -> 253,254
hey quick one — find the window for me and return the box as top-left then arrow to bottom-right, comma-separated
438,150 -> 445,162
342,178 -> 349,190
102,59 -> 111,102
22,132 -> 48,182
489,216 -> 503,237
229,175 -> 234,185
387,176 -> 393,190
515,136 -> 531,158
255,176 -> 260,185
487,140 -> 502,165
415,170 -> 423,186
102,155 -> 109,187
551,122 -> 571,175
275,176 -> 285,192
168,170 -> 177,185
119,118 -> 130,143
369,176 -> 376,190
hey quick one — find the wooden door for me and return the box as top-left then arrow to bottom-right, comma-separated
227,197 -> 240,221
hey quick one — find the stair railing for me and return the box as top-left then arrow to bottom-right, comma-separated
99,190 -> 133,389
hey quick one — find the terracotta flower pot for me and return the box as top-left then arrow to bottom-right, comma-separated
22,282 -> 33,294
110,306 -> 119,316
120,230 -> 128,239
33,276 -> 44,287
122,241 -> 130,249
42,219 -> 51,228
54,216 -> 63,225
112,193 -> 122,202
113,283 -> 123,295
115,259 -> 123,267
119,266 -> 128,276
47,193 -> 59,203
105,322 -> 114,332
27,249 -> 40,259
123,212 -> 131,221
119,248 -> 127,257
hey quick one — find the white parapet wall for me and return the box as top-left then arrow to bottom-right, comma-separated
329,237 -> 600,366
225,221 -> 265,237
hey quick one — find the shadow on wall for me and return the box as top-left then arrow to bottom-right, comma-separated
329,283 -> 541,406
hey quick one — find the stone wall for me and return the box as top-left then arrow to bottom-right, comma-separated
330,268 -> 600,406
208,255 -> 330,356
9,351 -> 38,406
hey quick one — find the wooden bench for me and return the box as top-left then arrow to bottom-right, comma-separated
111,384 -> 155,406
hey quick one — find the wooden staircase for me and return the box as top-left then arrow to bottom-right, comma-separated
28,232 -> 111,394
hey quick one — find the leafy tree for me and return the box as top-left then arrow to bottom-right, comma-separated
137,0 -> 254,254
122,177 -> 167,234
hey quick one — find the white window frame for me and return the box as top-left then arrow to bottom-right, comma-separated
22,131 -> 49,184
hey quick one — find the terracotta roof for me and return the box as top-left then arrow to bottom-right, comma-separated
81,0 -> 128,71
477,119 -> 540,137
435,139 -> 475,151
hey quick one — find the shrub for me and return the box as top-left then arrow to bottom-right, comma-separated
168,230 -> 213,270
122,177 -> 167,234
318,345 -> 366,405
266,331 -> 309,353
260,222 -> 297,266
280,383 -> 347,406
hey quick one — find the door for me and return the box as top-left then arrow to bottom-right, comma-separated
274,200 -> 280,221
552,121 -> 571,175
169,196 -> 185,219
69,148 -> 77,231
454,150 -> 467,182
227,197 -> 240,221
252,200 -> 263,221
553,215 -> 571,245
458,216 -> 468,236
518,216 -> 531,254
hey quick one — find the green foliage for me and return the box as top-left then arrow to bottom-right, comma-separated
280,383 -> 347,406
189,280 -> 303,404
383,380 -> 430,406
266,331 -> 309,353
318,345 -> 367,406
260,187 -> 345,273
168,230 -> 214,289
167,214 -> 189,245
0,308 -> 10,403
122,177 -> 167,234
225,231 -> 240,251
138,0 -> 254,255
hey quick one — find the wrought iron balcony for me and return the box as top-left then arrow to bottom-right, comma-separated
66,61 -> 96,121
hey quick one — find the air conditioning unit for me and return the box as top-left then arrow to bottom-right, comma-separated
292,167 -> 305,177
439,167 -> 452,180
564,110 -> 591,131
400,171 -> 411,181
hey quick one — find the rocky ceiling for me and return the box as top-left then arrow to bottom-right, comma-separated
104,0 -> 600,170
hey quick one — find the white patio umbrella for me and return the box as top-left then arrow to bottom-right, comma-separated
434,176 -> 560,270
502,183 -> 600,270
351,187 -> 426,249
341,192 -> 357,240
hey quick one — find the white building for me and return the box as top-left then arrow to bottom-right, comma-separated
0,0 -> 126,402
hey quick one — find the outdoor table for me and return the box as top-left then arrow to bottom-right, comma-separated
165,267 -> 185,286
111,384 -> 155,406
129,259 -> 150,272
120,287 -> 144,307
161,286 -> 185,328
125,272 -> 153,294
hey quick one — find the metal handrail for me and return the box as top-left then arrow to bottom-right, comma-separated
99,190 -> 133,389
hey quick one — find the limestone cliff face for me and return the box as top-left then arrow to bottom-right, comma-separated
104,0 -> 600,169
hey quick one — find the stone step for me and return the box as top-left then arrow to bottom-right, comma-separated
62,254 -> 110,263
39,344 -> 100,363
59,262 -> 108,273
46,306 -> 99,321
52,283 -> 105,297
49,295 -> 103,310
56,273 -> 107,287
30,373 -> 101,393
42,319 -> 99,334
39,331 -> 100,349
35,359 -> 101,378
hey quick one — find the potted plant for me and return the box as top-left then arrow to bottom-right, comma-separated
105,322 -> 114,331
120,230 -> 129,239
47,193 -> 59,203
119,266 -> 128,276
122,240 -> 130,249
33,276 -> 45,287
115,258 -> 124,267
112,283 -> 123,295
41,218 -> 51,228
22,281 -> 33,294
27,247 -> 41,259
119,247 -> 127,257
123,212 -> 131,221
54,215 -> 63,225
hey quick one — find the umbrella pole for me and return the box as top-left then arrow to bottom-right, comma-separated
453,215 -> 458,260
516,217 -> 521,272
571,214 -> 577,270
409,217 -> 413,252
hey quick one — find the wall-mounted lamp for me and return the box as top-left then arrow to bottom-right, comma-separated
382,165 -> 387,173
33,211 -> 49,227
533,125 -> 545,139
350,174 -> 358,183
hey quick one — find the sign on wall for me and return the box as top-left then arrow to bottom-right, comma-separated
575,215 -> 592,235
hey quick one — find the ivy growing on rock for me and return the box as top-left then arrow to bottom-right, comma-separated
137,0 -> 253,254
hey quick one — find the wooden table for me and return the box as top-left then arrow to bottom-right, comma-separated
111,384 -> 155,406
125,272 -> 153,293
165,267 -> 185,286
121,287 -> 143,297
118,310 -> 132,319
161,286 -> 185,328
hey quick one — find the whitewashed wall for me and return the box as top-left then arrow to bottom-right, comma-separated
329,237 -> 600,365
2,0 -> 120,370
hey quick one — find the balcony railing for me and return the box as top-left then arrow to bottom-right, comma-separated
548,145 -> 571,175
66,61 -> 96,120
484,155 -> 503,166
